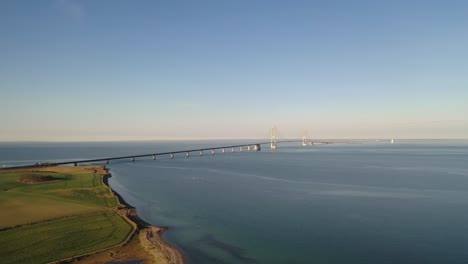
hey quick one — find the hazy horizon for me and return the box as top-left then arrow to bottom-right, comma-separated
1,138 -> 467,143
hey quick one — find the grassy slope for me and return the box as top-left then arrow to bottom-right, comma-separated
0,166 -> 133,264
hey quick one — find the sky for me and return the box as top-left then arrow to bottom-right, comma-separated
1,0 -> 467,141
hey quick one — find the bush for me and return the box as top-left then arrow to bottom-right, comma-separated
19,174 -> 55,183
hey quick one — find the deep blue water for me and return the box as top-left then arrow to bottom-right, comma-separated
1,140 -> 468,263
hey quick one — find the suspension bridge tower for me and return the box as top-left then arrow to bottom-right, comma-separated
271,125 -> 277,150
302,129 -> 308,146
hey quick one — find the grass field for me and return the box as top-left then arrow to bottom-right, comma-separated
0,166 -> 134,264
0,166 -> 118,228
0,211 -> 133,264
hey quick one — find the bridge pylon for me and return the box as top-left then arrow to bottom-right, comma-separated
302,129 -> 308,146
271,125 -> 277,150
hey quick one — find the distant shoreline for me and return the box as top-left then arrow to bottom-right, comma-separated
102,167 -> 185,264
1,138 -> 467,143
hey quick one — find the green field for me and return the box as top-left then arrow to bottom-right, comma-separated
0,166 -> 134,264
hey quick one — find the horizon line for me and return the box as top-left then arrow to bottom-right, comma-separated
0,138 -> 467,143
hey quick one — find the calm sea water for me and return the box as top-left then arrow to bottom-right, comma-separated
1,140 -> 468,264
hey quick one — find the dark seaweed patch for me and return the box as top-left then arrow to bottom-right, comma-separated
197,234 -> 256,263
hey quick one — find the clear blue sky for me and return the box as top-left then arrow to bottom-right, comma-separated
1,0 -> 467,141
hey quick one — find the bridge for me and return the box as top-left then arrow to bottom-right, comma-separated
1,127 -> 328,170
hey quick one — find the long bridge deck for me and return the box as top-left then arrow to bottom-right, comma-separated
1,140 -> 327,170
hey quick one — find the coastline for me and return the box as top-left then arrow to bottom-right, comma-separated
101,167 -> 185,264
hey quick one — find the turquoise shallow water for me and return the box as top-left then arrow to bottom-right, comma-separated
2,140 -> 468,263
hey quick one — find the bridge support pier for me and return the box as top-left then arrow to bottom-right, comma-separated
254,144 -> 261,151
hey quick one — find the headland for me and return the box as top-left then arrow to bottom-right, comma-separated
0,165 -> 184,264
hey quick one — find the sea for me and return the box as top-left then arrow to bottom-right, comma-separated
1,140 -> 468,264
